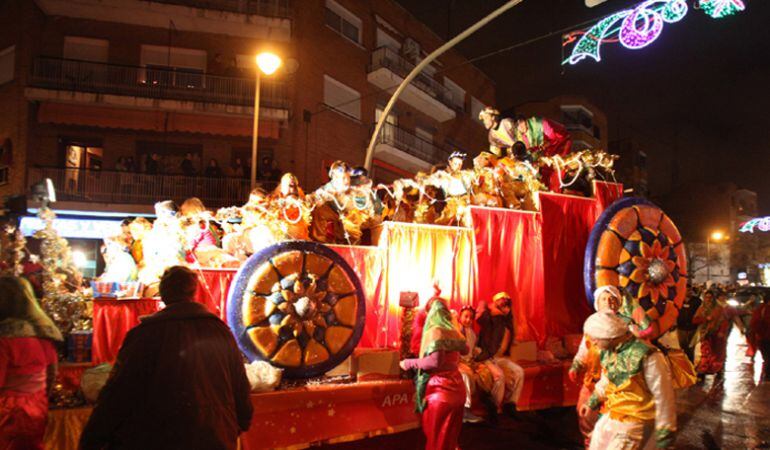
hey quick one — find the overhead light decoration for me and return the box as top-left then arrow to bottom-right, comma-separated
563,0 -> 745,65
699,0 -> 745,19
739,216 -> 770,233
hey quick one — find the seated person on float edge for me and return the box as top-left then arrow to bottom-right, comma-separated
475,292 -> 525,416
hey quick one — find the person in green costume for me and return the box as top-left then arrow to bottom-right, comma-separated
579,312 -> 677,450
400,297 -> 468,450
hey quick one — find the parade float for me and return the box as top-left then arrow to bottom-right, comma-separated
2,119 -> 689,450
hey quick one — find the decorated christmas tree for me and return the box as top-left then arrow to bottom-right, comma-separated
34,207 -> 91,334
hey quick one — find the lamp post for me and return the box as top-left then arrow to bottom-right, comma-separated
706,230 -> 725,281
251,52 -> 282,190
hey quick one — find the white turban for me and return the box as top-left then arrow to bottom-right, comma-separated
583,312 -> 628,340
593,285 -> 621,310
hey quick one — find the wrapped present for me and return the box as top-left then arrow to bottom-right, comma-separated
67,331 -> 93,363
90,281 -> 118,298
115,281 -> 143,298
90,281 -> 143,298
355,348 -> 400,381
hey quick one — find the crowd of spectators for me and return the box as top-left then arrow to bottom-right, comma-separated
112,153 -> 280,181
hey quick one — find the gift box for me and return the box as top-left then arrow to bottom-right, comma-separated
90,281 -> 143,298
90,281 -> 118,298
67,331 -> 93,363
355,348 -> 400,381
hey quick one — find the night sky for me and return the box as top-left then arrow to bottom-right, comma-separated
396,0 -> 770,215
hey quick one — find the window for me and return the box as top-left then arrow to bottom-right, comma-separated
376,28 -> 400,51
443,77 -> 465,111
325,0 -> 361,45
0,166 -> 8,186
470,96 -> 485,124
0,46 -> 15,85
63,36 -> 108,62
324,75 -> 361,120
140,45 -> 207,88
561,105 -> 594,132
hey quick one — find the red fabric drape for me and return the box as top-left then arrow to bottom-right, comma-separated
91,298 -> 161,364
327,245 -> 384,349
470,207 -> 545,343
377,222 -> 476,349
194,269 -> 236,321
539,193 -> 603,338
594,181 -> 624,210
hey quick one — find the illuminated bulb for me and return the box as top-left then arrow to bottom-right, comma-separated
72,250 -> 87,268
256,52 -> 282,76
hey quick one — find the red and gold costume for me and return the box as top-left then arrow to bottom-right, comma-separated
401,299 -> 467,450
0,277 -> 63,450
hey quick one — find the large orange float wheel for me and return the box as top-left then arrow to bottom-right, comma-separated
227,241 -> 366,378
584,197 -> 687,337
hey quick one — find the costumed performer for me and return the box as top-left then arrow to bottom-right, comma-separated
308,161 -> 351,244
433,152 -> 472,227
749,295 -> 770,378
593,285 -> 696,390
0,276 -> 62,450
400,297 -> 468,450
513,114 -> 571,158
456,306 -> 494,424
475,292 -> 524,415
99,237 -> 138,283
128,217 -> 152,272
478,106 -> 518,159
138,200 -> 186,290
692,290 -> 730,375
580,311 -> 677,450
470,152 -> 504,208
495,142 -> 543,211
179,197 -> 238,268
269,173 -> 311,241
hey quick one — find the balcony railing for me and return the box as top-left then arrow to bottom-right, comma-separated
375,122 -> 451,165
30,57 -> 290,110
28,166 -> 274,208
369,47 -> 455,111
150,0 -> 291,18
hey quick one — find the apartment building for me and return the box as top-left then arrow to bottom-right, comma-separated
0,0 -> 495,213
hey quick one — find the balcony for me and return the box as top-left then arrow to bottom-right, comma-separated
367,47 -> 456,123
28,166 -> 274,208
34,0 -> 291,41
28,57 -> 290,119
373,122 -> 451,174
150,0 -> 291,18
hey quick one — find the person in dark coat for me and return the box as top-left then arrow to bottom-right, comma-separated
677,284 -> 702,362
474,292 -> 524,415
79,266 -> 253,450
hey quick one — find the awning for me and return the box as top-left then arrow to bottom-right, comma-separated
37,102 -> 280,139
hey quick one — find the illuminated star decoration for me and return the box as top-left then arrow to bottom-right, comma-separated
699,0 -> 746,19
563,0 -> 745,65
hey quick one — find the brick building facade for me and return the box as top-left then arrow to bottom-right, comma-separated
0,0 -> 495,212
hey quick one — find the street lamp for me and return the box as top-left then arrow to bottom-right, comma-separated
706,230 -> 726,281
251,52 -> 282,190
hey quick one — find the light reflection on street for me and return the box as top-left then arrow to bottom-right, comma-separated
675,325 -> 770,449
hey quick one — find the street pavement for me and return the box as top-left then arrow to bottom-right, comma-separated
323,327 -> 770,449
